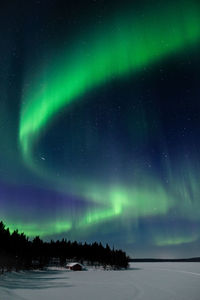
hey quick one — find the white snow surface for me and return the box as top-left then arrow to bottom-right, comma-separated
0,263 -> 200,300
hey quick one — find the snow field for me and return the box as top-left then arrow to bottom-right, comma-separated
0,263 -> 200,300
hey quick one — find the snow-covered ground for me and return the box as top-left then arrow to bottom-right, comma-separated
0,263 -> 200,300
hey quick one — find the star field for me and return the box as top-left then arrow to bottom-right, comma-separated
0,0 -> 200,258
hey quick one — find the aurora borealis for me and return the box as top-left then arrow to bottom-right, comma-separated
0,0 -> 200,257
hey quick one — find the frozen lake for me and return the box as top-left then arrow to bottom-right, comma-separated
0,263 -> 200,300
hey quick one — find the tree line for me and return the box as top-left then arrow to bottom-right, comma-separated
0,221 -> 129,273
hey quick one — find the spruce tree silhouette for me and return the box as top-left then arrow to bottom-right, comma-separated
0,221 -> 129,273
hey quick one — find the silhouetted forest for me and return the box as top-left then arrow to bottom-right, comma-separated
0,221 -> 129,273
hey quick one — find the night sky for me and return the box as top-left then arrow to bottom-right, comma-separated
0,0 -> 200,258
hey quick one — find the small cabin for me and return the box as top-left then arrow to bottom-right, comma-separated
66,262 -> 85,271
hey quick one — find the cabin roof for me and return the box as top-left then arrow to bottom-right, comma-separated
67,262 -> 84,267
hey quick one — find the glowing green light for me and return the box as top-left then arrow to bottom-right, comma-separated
16,0 -> 200,239
154,234 -> 198,246
20,0 -> 200,163
5,220 -> 72,238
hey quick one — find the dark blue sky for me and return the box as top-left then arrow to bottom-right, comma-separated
0,0 -> 200,258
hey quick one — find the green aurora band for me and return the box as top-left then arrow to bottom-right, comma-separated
16,0 -> 200,243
